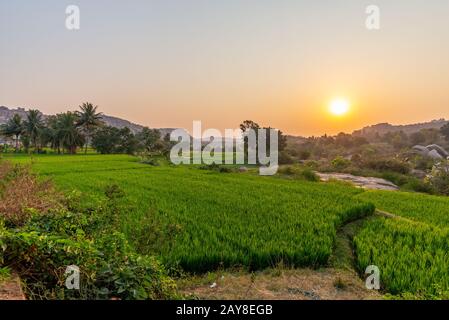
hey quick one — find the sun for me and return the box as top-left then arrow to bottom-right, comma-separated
329,98 -> 350,116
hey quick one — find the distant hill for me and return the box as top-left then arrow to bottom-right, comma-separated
0,106 -> 176,136
353,119 -> 448,139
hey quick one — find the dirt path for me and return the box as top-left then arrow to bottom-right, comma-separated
178,215 -> 381,300
0,272 -> 26,300
178,267 -> 380,300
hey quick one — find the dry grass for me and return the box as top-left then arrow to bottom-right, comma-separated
0,161 -> 13,181
0,161 -> 62,226
178,268 -> 382,300
0,271 -> 26,300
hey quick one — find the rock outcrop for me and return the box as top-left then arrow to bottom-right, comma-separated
412,144 -> 449,160
316,172 -> 399,191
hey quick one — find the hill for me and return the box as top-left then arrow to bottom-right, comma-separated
0,106 -> 176,136
352,119 -> 448,138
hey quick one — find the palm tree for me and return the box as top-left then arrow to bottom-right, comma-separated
2,114 -> 24,151
58,112 -> 84,154
23,110 -> 44,152
76,102 -> 104,153
42,115 -> 62,154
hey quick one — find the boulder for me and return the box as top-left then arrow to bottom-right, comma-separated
412,144 -> 449,159
427,144 -> 449,158
428,149 -> 444,160
411,169 -> 427,179
412,145 -> 429,154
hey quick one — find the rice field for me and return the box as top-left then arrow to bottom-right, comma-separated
6,153 -> 449,298
6,154 -> 374,271
357,190 -> 449,228
354,217 -> 449,297
354,190 -> 449,298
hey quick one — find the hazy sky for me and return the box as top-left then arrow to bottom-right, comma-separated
1,0 -> 449,136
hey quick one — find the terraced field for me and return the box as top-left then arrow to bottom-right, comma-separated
357,190 -> 449,228
5,154 -> 449,298
354,191 -> 449,297
7,154 -> 374,271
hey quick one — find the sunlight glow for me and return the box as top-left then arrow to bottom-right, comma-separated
329,99 -> 350,116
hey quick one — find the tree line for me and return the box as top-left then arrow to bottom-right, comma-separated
0,103 -> 170,155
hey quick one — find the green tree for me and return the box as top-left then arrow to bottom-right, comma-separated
23,110 -> 44,152
137,128 -> 161,152
2,114 -> 24,151
441,123 -> 449,142
117,127 -> 140,154
58,112 -> 85,154
91,126 -> 122,154
76,102 -> 104,153
410,131 -> 426,145
40,115 -> 62,154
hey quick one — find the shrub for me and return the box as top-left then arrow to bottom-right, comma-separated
278,166 -> 319,182
0,167 -> 178,300
141,158 -> 160,166
331,156 -> 351,170
1,204 -> 178,300
298,150 -> 311,160
300,168 -> 320,182
199,163 -> 232,173
427,161 -> 449,196
279,151 -> 295,164
0,163 -> 63,226
402,179 -> 434,194
218,166 -> 232,173
277,165 -> 298,176
363,158 -> 411,174
2,226 -> 177,299
379,172 -> 410,186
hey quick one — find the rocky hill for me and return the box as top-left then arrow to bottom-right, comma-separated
353,119 -> 448,138
0,106 -> 176,136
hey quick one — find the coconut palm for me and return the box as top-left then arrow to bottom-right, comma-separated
41,115 -> 62,154
76,102 -> 104,153
58,112 -> 85,154
2,114 -> 24,151
23,110 -> 44,152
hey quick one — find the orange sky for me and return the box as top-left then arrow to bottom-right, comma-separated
1,1 -> 449,137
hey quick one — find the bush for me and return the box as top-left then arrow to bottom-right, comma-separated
0,170 -> 178,300
402,179 -> 434,194
331,156 -> 351,170
277,165 -> 298,176
427,162 -> 449,196
1,226 -> 177,299
279,151 -> 295,165
300,168 -> 320,182
298,150 -> 311,160
0,163 -> 63,226
363,158 -> 411,174
199,163 -> 232,173
219,166 -> 232,173
140,158 -> 160,166
379,172 -> 409,186
278,166 -> 319,182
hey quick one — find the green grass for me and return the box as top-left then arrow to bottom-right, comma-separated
7,153 -> 449,297
0,266 -> 11,283
354,190 -> 449,298
354,217 -> 449,298
357,190 -> 449,228
6,154 -> 374,272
